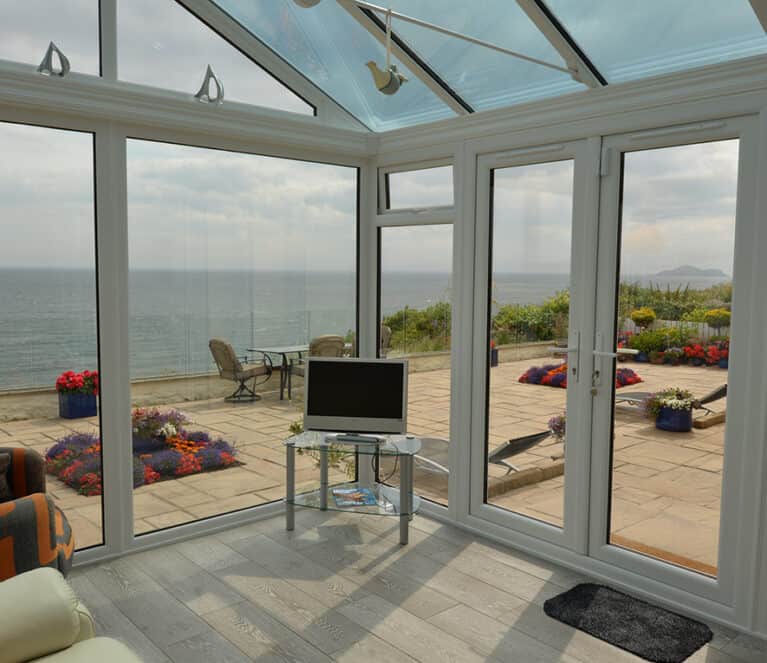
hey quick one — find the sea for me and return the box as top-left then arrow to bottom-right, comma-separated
0,268 -> 729,390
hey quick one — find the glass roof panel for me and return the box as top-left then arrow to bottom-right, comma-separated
212,0 -> 455,130
382,1 -> 584,111
118,0 -> 312,114
0,0 -> 99,75
545,0 -> 767,83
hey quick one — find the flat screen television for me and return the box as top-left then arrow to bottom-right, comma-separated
303,357 -> 408,434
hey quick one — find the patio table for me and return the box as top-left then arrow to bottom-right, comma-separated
248,344 -> 308,400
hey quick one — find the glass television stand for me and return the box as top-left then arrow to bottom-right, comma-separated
284,431 -> 422,544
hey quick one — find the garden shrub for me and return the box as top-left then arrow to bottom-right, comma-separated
704,308 -> 731,330
630,306 -> 656,329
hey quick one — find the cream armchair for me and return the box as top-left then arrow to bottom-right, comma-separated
0,568 -> 141,663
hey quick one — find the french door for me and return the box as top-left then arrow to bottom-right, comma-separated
470,117 -> 758,603
470,139 -> 599,551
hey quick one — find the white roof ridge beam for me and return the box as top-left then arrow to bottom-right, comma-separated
335,0 -> 469,117
175,0 -> 369,131
516,0 -> 604,88
750,0 -> 767,32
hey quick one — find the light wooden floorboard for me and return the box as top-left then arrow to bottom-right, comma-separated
70,511 -> 758,662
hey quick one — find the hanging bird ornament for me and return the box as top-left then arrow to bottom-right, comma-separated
367,9 -> 408,95
366,61 -> 407,95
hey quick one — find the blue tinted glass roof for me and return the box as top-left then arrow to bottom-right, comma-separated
545,0 -> 767,82
213,0 -> 454,130
382,1 -> 584,111
210,0 -> 767,131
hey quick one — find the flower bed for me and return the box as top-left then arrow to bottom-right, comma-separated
518,362 -> 642,389
45,408 -> 237,496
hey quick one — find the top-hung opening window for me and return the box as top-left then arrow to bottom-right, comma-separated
379,163 -> 454,213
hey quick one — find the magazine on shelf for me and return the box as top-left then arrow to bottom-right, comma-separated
332,487 -> 378,507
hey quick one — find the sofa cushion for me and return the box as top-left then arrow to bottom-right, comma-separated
0,568 -> 81,663
34,638 -> 143,662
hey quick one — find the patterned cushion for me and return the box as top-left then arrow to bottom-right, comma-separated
0,453 -> 12,502
0,493 -> 74,580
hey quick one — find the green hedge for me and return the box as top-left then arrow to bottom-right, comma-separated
382,281 -> 731,352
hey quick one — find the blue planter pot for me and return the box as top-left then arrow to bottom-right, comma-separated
58,392 -> 97,419
691,357 -> 705,366
490,347 -> 499,367
655,406 -> 693,432
718,358 -> 729,369
635,352 -> 649,362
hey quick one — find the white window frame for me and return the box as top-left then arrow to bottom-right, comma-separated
377,157 -> 456,218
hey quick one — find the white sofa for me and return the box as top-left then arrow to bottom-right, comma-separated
0,568 -> 141,663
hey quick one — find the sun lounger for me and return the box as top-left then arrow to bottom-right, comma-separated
615,383 -> 727,414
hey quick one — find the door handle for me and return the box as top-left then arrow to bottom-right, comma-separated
550,331 -> 580,383
593,350 -> 618,358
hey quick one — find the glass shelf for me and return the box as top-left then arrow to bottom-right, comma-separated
286,430 -> 421,457
288,481 -> 421,517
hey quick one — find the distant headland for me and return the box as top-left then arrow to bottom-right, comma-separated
655,265 -> 728,278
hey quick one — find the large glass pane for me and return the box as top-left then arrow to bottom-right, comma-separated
0,0 -> 99,75
385,165 -> 454,210
118,0 -> 312,114
383,1 -> 584,111
0,122 -> 102,550
212,0 -> 454,130
608,140 -> 738,577
486,160 -> 574,527
546,0 -> 767,83
379,225 -> 452,506
127,139 -> 357,535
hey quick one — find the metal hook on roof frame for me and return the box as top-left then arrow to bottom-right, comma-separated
37,42 -> 70,77
194,65 -> 225,105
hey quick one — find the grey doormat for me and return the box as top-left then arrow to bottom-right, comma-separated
543,583 -> 713,663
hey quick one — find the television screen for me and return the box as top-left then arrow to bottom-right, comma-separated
304,358 -> 407,433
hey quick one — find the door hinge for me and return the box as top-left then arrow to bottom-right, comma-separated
599,146 -> 611,177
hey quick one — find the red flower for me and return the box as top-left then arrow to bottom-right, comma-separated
143,465 -> 161,485
55,369 -> 99,395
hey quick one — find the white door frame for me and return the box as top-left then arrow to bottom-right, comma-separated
468,138 -> 600,552
589,115 -> 761,606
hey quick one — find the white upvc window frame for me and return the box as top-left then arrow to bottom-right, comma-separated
367,149 -> 458,517
0,99 -> 369,566
377,157 -> 456,219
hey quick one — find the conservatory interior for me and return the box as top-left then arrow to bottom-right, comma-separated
1,1 -> 767,661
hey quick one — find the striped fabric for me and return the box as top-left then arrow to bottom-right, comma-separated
0,448 -> 74,581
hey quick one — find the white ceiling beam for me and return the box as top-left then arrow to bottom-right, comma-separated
516,0 -> 605,88
335,0 -> 470,116
750,0 -> 767,32
175,0 -> 368,131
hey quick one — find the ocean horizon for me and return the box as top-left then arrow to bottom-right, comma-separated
0,268 -> 729,390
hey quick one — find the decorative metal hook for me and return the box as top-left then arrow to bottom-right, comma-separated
37,42 -> 70,77
194,65 -> 225,105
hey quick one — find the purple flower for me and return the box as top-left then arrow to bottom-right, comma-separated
548,413 -> 566,441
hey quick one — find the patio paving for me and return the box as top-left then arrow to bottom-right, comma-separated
0,354 -> 727,575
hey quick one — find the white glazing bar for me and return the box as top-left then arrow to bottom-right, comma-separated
515,0 -> 602,87
94,124 -> 133,554
99,0 -> 118,80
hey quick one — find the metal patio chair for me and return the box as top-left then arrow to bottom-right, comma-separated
209,338 -> 273,402
287,334 -> 346,399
